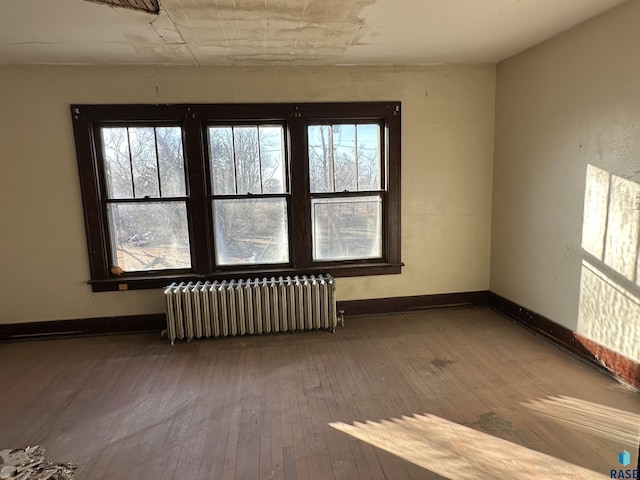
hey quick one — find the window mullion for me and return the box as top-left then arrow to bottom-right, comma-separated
153,127 -> 163,198
183,111 -> 212,274
354,125 -> 359,191
231,125 -> 239,194
329,125 -> 336,192
257,126 -> 264,193
125,127 -> 136,198
288,114 -> 311,268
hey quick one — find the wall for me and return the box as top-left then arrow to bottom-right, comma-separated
492,0 -> 640,362
0,65 -> 495,324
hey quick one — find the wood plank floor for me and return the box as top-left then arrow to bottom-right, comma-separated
0,308 -> 638,479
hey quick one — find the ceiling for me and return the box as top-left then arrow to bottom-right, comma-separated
0,0 -> 626,66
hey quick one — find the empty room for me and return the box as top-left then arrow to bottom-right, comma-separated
0,0 -> 639,479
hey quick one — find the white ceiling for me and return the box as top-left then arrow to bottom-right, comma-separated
0,0 -> 626,66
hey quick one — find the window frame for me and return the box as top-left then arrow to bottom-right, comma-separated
71,102 -> 402,292
306,119 -> 386,262
205,120 -> 292,270
96,122 -> 193,274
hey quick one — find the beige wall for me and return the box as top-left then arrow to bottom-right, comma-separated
493,0 -> 640,362
0,65 -> 495,324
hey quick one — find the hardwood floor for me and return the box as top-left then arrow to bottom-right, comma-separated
0,308 -> 638,479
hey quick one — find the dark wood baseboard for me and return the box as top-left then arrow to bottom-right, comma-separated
0,314 -> 166,342
488,292 -> 640,390
0,291 -> 488,342
2,290 -> 637,392
337,290 -> 489,316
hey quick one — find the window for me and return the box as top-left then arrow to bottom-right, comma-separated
101,126 -> 191,272
308,123 -> 383,261
71,103 -> 401,291
208,124 -> 289,266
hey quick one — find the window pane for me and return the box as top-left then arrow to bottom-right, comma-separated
312,196 -> 382,261
357,124 -> 381,190
156,127 -> 186,197
234,126 -> 261,194
107,202 -> 191,272
259,126 -> 286,193
102,126 -> 186,200
308,125 -> 332,193
213,198 -> 289,265
129,127 -> 160,198
209,125 -> 286,195
102,127 -> 133,199
208,127 -> 236,195
309,123 -> 381,193
333,124 -> 357,192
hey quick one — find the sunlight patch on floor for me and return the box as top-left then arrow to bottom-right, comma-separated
521,395 -> 640,445
330,413 -> 610,479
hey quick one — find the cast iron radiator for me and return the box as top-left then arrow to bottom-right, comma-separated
164,275 -> 340,344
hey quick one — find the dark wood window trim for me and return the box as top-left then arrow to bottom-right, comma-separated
71,102 -> 402,292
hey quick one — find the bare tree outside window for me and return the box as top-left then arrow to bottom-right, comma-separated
208,125 -> 289,265
101,126 -> 191,272
309,124 -> 380,193
308,123 -> 383,261
209,125 -> 285,195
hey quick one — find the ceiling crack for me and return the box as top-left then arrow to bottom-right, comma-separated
150,4 -> 199,65
499,0 -> 522,16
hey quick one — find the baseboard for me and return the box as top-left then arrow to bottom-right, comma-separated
488,292 -> 640,390
0,291 -> 488,342
2,291 -> 637,392
0,314 -> 166,342
337,290 -> 489,316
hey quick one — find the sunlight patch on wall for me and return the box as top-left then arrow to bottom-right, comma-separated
578,260 -> 640,362
581,165 -> 610,261
578,164 -> 640,363
604,175 -> 640,280
330,413 -> 610,479
582,164 -> 640,281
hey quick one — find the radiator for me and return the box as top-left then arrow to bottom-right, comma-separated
164,275 -> 341,344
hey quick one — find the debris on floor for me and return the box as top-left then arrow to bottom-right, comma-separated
0,447 -> 75,479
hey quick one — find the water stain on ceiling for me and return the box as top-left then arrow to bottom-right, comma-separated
0,0 -> 628,65
164,0 -> 378,63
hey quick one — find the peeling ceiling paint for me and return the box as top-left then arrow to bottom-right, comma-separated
87,0 -> 160,14
165,0 -> 378,64
0,0 -> 627,65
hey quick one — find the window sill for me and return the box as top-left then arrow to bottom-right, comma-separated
88,262 -> 404,292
